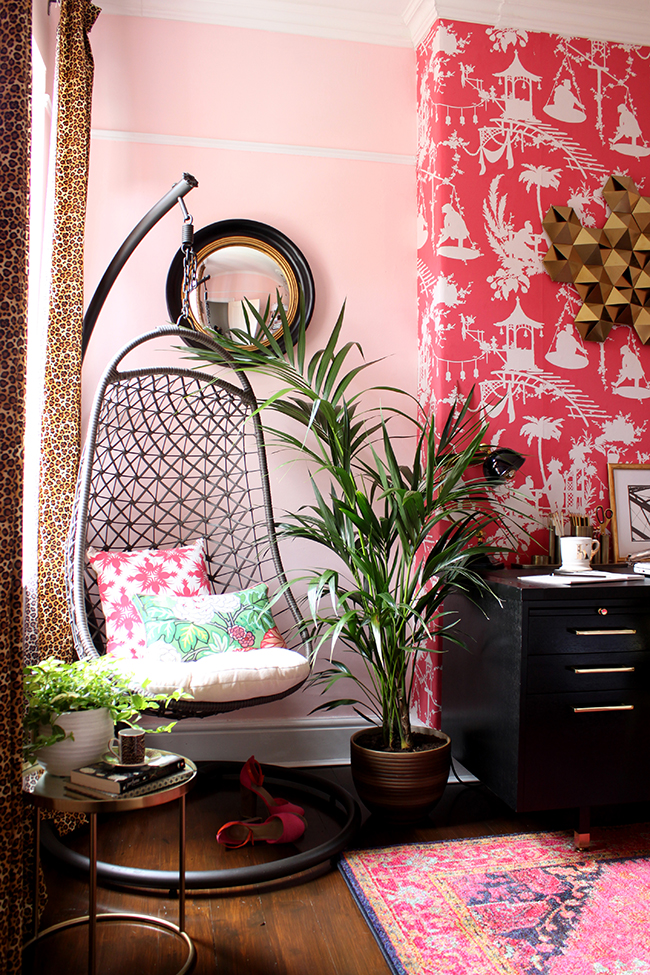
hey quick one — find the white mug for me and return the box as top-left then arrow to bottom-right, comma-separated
108,728 -> 146,765
559,535 -> 600,572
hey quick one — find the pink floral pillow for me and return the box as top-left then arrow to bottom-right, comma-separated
87,538 -> 211,660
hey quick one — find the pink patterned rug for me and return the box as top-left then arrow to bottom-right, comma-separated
339,825 -> 650,975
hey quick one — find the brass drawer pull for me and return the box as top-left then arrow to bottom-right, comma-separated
570,666 -> 635,674
570,629 -> 637,636
573,704 -> 634,713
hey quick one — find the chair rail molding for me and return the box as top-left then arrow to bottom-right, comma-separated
96,0 -> 650,49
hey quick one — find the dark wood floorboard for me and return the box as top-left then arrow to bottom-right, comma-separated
23,762 -> 650,975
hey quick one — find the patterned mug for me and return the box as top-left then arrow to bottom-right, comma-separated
108,728 -> 146,765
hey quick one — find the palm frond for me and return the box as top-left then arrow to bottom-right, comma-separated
182,294 -> 516,749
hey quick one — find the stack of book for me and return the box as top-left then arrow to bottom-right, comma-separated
64,751 -> 191,799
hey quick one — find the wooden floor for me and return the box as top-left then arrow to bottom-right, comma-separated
24,761 -> 650,975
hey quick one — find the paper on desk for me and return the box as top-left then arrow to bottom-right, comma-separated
518,571 -> 641,586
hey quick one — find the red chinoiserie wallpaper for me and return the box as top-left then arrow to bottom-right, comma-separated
413,21 -> 650,726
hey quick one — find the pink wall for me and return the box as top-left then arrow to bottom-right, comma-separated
83,14 -> 416,722
84,17 -> 417,399
414,20 -> 650,728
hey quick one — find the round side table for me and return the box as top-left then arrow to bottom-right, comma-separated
23,752 -> 197,975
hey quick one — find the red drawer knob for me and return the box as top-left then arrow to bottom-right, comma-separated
598,607 -> 608,615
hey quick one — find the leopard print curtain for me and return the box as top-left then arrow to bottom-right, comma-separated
37,0 -> 100,662
0,2 -> 31,967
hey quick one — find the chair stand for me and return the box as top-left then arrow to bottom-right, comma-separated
40,763 -> 360,891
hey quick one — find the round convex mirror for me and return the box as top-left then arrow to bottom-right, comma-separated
166,219 -> 315,348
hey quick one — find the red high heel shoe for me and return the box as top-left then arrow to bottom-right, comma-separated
240,756 -> 305,818
216,811 -> 307,849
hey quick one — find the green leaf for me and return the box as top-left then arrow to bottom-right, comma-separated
174,622 -> 210,652
149,620 -> 179,644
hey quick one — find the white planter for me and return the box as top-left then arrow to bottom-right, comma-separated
36,707 -> 114,777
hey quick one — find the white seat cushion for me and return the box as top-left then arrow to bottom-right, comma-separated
113,648 -> 310,704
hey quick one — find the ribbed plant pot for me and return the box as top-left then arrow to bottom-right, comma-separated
35,707 -> 114,777
350,727 -> 452,824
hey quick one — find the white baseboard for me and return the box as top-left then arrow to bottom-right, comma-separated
142,714 -> 369,767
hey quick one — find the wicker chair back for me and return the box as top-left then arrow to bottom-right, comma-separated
66,326 -> 309,717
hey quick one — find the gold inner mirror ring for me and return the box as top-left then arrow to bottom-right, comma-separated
191,236 -> 299,346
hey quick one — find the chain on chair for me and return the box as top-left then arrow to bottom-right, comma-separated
177,196 -> 198,326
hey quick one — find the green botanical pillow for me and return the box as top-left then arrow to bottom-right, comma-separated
132,585 -> 286,662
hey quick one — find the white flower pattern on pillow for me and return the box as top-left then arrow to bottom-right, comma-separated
173,593 -> 241,623
144,640 -> 183,663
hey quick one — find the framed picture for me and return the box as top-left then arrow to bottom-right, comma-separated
607,463 -> 650,562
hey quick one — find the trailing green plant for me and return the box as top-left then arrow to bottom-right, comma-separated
186,296 -> 515,751
23,656 -> 182,762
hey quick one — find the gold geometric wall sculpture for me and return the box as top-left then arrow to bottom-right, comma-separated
543,175 -> 650,344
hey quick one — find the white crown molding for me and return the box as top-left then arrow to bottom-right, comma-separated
95,0 -> 650,50
97,0 -> 413,46
405,0 -> 650,49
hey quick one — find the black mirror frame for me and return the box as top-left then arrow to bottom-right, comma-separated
165,218 -> 315,348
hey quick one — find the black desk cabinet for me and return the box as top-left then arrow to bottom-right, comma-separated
441,571 -> 650,816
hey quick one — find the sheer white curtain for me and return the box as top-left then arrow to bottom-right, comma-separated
26,0 -> 100,664
23,32 -> 55,664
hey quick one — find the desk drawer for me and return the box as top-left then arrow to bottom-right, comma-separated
527,606 -> 650,655
525,688 -> 647,725
527,651 -> 649,693
522,689 -> 649,810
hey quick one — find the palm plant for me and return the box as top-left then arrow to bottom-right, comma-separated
187,300 -> 513,751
